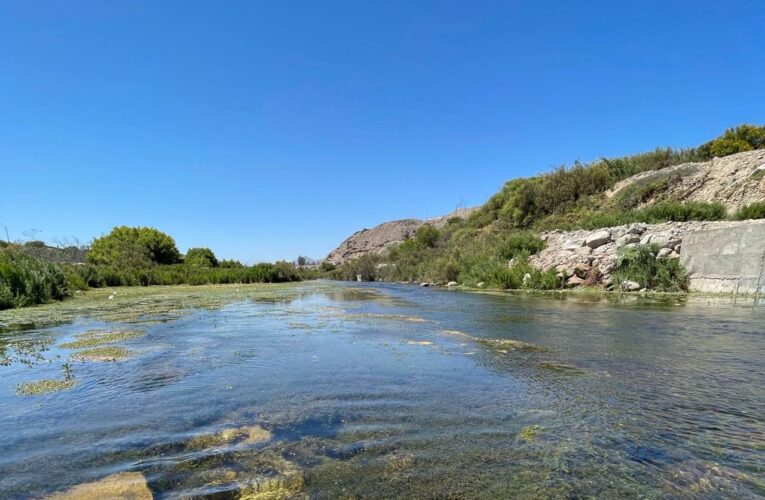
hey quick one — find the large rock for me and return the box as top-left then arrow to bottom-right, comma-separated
46,472 -> 152,500
615,233 -> 641,249
585,230 -> 612,249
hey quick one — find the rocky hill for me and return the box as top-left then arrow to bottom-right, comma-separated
606,149 -> 765,211
325,207 -> 476,265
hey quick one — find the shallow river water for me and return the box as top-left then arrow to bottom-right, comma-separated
1,282 -> 763,498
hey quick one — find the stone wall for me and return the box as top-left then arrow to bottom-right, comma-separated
680,220 -> 765,294
530,220 -> 765,293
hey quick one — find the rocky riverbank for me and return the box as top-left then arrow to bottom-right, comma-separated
531,220 -> 765,292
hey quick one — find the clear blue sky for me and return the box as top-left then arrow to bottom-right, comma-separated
1,1 -> 763,262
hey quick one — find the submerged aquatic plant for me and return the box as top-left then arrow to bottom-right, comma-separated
518,425 -> 540,442
59,329 -> 144,349
71,346 -> 132,362
16,378 -> 76,396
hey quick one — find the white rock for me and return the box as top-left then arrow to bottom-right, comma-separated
447,281 -> 458,287
564,238 -> 585,251
615,233 -> 641,249
656,247 -> 673,259
621,280 -> 641,291
585,230 -> 612,249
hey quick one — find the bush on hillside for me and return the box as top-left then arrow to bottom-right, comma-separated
697,124 -> 765,159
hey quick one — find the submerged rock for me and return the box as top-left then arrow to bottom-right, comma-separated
186,425 -> 272,450
46,472 -> 152,500
538,362 -> 583,374
476,338 -> 548,353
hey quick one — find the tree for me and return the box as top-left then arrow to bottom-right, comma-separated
185,247 -> 219,267
219,259 -> 244,268
297,256 -> 307,266
87,226 -> 181,266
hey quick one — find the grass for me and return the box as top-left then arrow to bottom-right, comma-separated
734,202 -> 765,220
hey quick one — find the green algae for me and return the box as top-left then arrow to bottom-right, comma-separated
345,313 -> 430,323
44,472 -> 152,500
538,362 -> 584,374
71,346 -> 132,362
476,338 -> 548,353
16,378 -> 76,395
519,425 -> 541,442
0,283 -> 303,332
186,425 -> 272,450
59,329 -> 144,349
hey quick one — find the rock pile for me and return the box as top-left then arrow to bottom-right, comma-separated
530,220 -> 760,288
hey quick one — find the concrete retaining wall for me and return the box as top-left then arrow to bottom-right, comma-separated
680,220 -> 765,294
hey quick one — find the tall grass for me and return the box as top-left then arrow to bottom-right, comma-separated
734,202 -> 765,221
0,249 -> 70,309
68,262 -> 305,288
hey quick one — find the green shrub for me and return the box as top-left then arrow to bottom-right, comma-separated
639,201 -> 726,222
498,232 -> 545,260
0,249 -> 70,309
612,244 -> 689,292
734,202 -> 765,220
185,247 -> 219,267
415,225 -> 440,248
88,226 -> 181,266
697,124 -> 765,159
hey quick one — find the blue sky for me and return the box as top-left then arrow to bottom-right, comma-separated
1,1 -> 763,262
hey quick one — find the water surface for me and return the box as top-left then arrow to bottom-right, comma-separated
1,282 -> 763,498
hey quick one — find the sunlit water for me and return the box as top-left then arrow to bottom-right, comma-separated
1,282 -> 764,498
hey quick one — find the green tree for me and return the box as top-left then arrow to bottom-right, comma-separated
87,226 -> 181,266
185,247 -> 219,267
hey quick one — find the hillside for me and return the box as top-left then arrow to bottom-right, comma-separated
327,125 -> 765,292
325,207 -> 476,265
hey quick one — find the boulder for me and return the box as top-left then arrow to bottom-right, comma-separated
573,263 -> 592,279
573,246 -> 592,256
446,281 -> 458,287
564,238 -> 585,251
477,282 -> 485,288
585,230 -> 612,249
566,275 -> 586,287
620,280 -> 641,291
625,223 -> 647,235
615,233 -> 641,249
656,247 -> 673,259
